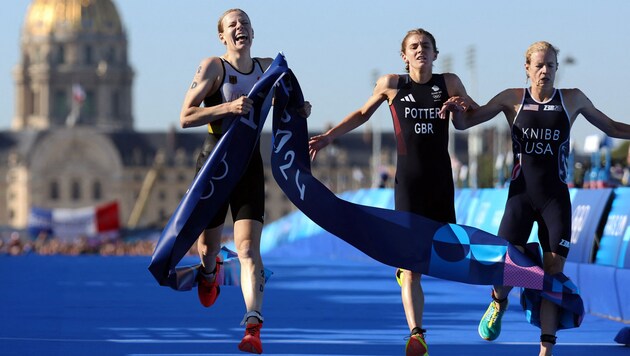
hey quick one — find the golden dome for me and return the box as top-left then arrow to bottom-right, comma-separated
24,0 -> 123,37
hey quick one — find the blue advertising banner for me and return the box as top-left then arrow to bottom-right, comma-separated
27,207 -> 53,237
454,188 -> 478,226
567,188 -> 613,263
622,229 -> 630,269
595,188 -> 630,267
462,189 -> 508,236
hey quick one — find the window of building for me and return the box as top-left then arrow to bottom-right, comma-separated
49,180 -> 59,200
159,209 -> 168,222
53,89 -> 68,120
32,89 -> 40,116
112,90 -> 120,116
71,180 -> 81,201
56,45 -> 65,64
106,47 -> 116,64
92,180 -> 102,200
27,89 -> 35,115
84,45 -> 93,65
84,90 -> 96,119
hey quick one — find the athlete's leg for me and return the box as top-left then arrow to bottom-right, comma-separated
401,269 -> 424,331
491,249 -> 532,298
539,252 -> 565,356
493,191 -> 533,301
477,229 -> 524,341
537,194 -> 570,355
198,226 -> 223,274
196,226 -> 224,307
400,269 -> 429,355
234,218 -> 265,354
195,133 -> 226,276
487,244 -> 532,318
233,219 -> 265,320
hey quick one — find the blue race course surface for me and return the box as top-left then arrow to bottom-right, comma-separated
0,255 -> 627,356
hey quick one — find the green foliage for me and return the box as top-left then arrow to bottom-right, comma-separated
611,141 -> 630,163
478,154 -> 495,188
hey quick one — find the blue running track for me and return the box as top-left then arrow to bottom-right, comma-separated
0,255 -> 627,355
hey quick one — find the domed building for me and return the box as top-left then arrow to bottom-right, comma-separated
2,0 -> 207,232
1,0 -> 394,237
14,0 -> 133,130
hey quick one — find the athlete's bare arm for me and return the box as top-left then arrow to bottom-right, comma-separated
308,74 -> 397,160
449,88 -> 523,130
180,57 -> 253,128
563,88 -> 630,139
440,73 -> 479,126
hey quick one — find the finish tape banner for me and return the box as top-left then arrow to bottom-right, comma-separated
269,61 -> 583,330
149,53 -> 582,330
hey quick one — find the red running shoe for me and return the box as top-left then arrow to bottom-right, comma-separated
405,332 -> 428,356
238,323 -> 263,354
197,257 -> 221,307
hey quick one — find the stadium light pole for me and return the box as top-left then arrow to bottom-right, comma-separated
371,69 -> 382,188
466,45 -> 480,188
442,55 -> 455,155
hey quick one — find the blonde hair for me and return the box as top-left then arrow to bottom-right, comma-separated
525,41 -> 559,65
217,8 -> 250,34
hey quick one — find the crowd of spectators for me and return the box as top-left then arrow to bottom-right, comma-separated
0,231 -> 158,256
0,230 -> 232,257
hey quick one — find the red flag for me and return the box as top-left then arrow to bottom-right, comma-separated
95,202 -> 120,232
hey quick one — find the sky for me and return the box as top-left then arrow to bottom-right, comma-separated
2,0 -> 630,153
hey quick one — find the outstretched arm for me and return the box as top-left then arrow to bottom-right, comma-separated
571,89 -> 630,139
308,74 -> 395,160
440,73 -> 479,125
447,89 -> 517,130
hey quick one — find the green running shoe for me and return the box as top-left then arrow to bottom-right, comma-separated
478,299 -> 508,341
